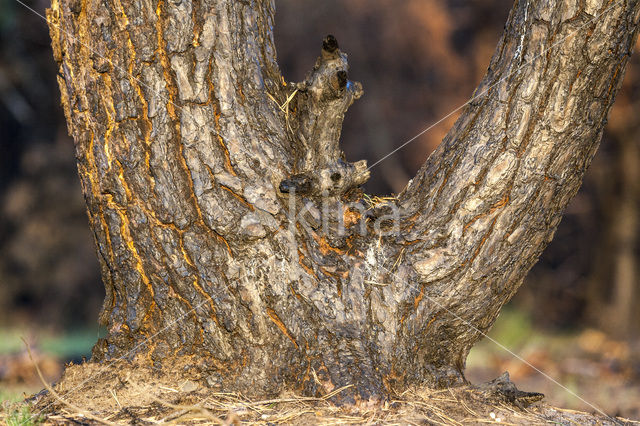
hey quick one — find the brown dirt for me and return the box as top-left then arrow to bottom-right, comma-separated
4,357 -> 637,425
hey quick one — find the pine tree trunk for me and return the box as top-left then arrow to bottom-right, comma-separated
47,0 -> 640,402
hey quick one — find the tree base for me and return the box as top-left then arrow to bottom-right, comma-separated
24,360 -> 629,425
90,336 -> 469,405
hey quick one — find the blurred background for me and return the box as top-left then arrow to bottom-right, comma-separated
1,0 -> 639,418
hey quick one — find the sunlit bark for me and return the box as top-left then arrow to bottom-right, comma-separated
47,0 -> 640,402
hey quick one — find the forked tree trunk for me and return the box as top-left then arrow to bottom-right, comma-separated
47,0 -> 639,402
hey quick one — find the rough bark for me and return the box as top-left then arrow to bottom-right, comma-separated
47,0 -> 640,402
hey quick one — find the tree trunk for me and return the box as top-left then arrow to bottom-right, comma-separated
47,0 -> 640,402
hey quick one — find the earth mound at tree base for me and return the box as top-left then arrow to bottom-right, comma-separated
9,359 -> 631,425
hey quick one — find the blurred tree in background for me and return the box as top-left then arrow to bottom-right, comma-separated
0,0 -> 637,337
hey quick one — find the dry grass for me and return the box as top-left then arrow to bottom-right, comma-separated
3,354 -> 636,425
362,194 -> 397,210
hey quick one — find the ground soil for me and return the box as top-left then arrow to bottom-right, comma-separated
5,357 -> 635,425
